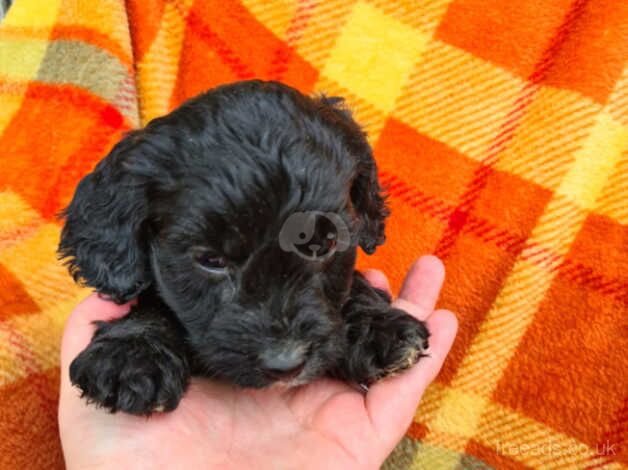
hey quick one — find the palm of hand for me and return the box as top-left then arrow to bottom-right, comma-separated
59,258 -> 457,470
64,377 -> 382,469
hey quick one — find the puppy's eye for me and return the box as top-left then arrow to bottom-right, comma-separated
192,249 -> 228,273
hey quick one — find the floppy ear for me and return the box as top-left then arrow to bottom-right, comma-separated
58,131 -> 151,303
350,153 -> 389,254
316,96 -> 389,254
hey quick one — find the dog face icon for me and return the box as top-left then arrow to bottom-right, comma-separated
279,211 -> 351,261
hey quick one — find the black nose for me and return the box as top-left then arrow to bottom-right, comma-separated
260,349 -> 306,379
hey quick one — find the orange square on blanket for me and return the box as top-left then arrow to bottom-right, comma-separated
0,85 -> 125,218
494,274 -> 628,452
562,212 -> 628,293
0,264 -> 40,320
436,0 -> 573,79
0,370 -> 63,469
473,169 -> 553,242
171,36 -> 242,106
542,0 -> 628,104
375,118 -> 480,207
356,194 -> 448,293
172,0 -> 318,108
436,232 -> 520,384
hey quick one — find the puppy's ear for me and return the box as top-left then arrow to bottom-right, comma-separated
58,131 -> 151,303
316,96 -> 389,254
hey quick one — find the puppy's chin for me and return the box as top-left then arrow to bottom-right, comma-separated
267,369 -> 315,389
268,378 -> 308,392
209,359 -> 323,389
224,373 -> 309,389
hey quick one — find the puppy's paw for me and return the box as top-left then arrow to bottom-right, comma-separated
69,336 -> 190,415
373,311 -> 429,379
339,308 -> 429,384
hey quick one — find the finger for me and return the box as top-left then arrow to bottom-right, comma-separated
60,293 -> 132,373
362,269 -> 391,295
396,256 -> 445,321
365,309 -> 458,450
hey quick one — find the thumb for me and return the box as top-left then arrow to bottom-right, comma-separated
366,309 -> 457,450
363,256 -> 456,451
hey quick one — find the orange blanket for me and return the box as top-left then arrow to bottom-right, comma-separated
0,0 -> 626,468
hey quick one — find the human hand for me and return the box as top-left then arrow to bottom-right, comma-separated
59,255 -> 457,470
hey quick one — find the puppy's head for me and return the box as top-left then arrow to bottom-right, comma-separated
59,80 -> 388,387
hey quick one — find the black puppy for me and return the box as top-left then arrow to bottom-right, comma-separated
59,80 -> 429,415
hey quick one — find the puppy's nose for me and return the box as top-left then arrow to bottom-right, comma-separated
308,243 -> 321,252
260,349 -> 306,379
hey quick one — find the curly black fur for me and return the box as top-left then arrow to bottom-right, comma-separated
59,80 -> 429,415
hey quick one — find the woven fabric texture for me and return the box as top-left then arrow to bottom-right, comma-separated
0,0 -> 626,468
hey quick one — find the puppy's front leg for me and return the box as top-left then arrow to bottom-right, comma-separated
334,272 -> 429,385
69,292 -> 190,415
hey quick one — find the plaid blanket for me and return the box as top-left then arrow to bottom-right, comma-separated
0,0 -> 626,468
